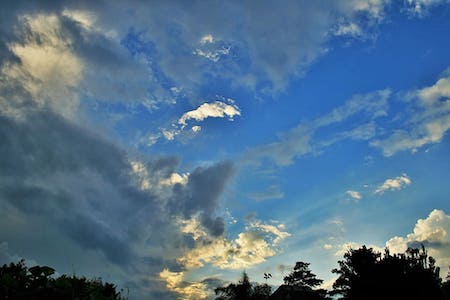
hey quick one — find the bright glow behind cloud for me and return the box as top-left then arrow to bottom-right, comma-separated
386,209 -> 450,274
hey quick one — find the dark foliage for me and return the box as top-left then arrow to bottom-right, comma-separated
0,260 -> 124,300
332,245 -> 444,300
215,272 -> 271,300
281,261 -> 329,299
284,261 -> 323,288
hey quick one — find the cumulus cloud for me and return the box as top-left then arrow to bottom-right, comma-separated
159,100 -> 241,142
158,217 -> 289,299
0,13 -> 82,118
0,109 -> 235,298
386,209 -> 450,274
375,174 -> 411,194
178,101 -> 241,128
175,219 -> 290,270
159,269 -> 210,300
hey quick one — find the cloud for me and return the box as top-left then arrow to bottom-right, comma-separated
371,74 -> 450,156
159,100 -> 241,142
245,89 -> 390,166
0,13 -> 82,118
159,217 -> 289,299
175,218 -> 290,270
346,190 -> 362,200
332,210 -> 450,277
375,174 -> 411,194
405,0 -> 450,16
159,269 -> 210,300
178,101 -> 240,128
247,185 -> 284,201
0,0 -> 396,106
0,109 -> 235,298
386,209 -> 450,274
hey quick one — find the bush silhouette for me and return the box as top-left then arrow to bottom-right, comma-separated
0,259 -> 124,299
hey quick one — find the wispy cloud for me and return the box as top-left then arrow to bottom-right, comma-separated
371,74 -> 450,156
244,89 -> 390,166
346,190 -> 362,200
247,185 -> 284,201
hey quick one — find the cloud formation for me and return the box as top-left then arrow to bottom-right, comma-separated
159,216 -> 290,299
386,209 -> 450,274
371,74 -> 450,156
346,190 -> 362,200
0,109 -> 235,298
245,89 -> 390,166
176,218 -> 290,270
375,174 -> 411,194
160,100 -> 241,142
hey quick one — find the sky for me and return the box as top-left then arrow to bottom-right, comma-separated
1,0 -> 450,299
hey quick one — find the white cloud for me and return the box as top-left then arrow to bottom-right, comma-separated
176,218 -> 290,270
200,34 -> 215,44
177,216 -> 208,241
193,47 -> 230,62
323,244 -> 333,250
346,190 -> 362,200
386,209 -> 450,274
333,22 -> 363,37
371,75 -> 450,156
375,174 -> 411,194
160,100 -> 241,141
1,13 -> 83,119
405,0 -> 450,16
129,160 -> 188,191
178,101 -> 240,128
159,269 -> 209,300
245,89 -> 390,166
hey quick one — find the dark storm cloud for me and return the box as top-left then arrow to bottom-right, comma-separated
171,161 -> 234,236
0,108 -> 234,297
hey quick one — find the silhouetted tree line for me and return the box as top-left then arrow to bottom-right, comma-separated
0,259 -> 124,299
215,245 -> 450,300
2,245 -> 450,299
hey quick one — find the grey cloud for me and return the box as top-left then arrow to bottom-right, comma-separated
171,161 -> 234,236
0,109 -> 234,298
0,0 -> 395,111
64,215 -> 133,266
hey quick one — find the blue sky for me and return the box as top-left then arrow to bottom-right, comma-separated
1,1 -> 450,299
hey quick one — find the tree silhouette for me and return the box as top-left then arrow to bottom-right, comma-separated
0,259 -> 124,299
284,261 -> 323,288
332,245 -> 444,300
214,271 -> 271,300
269,261 -> 329,300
